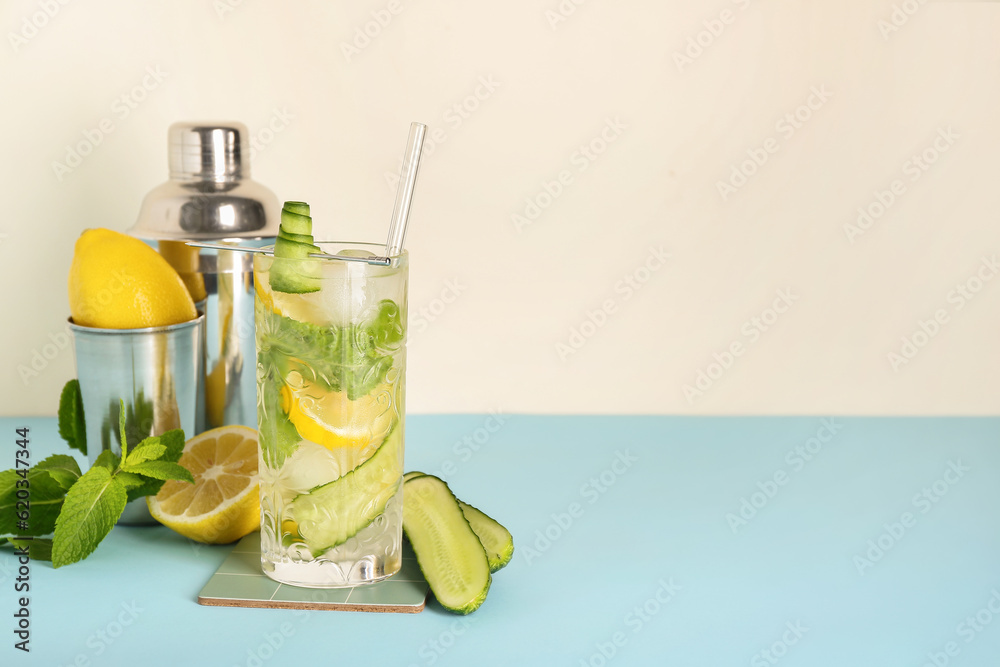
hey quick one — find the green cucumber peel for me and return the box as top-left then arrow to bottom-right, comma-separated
291,426 -> 402,552
402,475 -> 491,614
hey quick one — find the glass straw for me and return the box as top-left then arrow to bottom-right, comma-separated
385,122 -> 427,258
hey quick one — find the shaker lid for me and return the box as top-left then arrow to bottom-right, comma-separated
128,121 -> 280,240
169,122 -> 249,180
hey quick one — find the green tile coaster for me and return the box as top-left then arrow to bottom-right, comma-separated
197,533 -> 428,613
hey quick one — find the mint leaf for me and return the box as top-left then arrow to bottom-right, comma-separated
9,538 -> 52,561
35,454 -> 82,490
58,380 -> 86,453
0,466 -> 69,537
371,299 -> 405,347
122,429 -> 187,501
123,441 -> 166,467
93,450 -> 120,472
118,398 -> 129,463
257,298 -> 402,402
115,472 -> 146,491
52,466 -> 126,568
0,469 -> 16,533
58,379 -> 87,455
157,430 -> 186,463
122,461 -> 193,484
257,379 -> 301,467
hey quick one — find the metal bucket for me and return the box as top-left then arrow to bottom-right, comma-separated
69,315 -> 205,525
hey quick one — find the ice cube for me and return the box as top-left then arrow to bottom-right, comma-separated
275,440 -> 344,495
337,249 -> 376,259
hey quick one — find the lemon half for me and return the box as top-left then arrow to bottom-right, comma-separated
147,425 -> 260,544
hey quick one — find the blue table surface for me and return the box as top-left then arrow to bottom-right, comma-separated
1,415 -> 998,666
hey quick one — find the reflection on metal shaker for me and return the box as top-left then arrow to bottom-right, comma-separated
128,121 -> 279,432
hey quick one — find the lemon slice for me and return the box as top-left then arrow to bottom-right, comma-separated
282,379 -> 395,452
147,425 -> 260,544
254,270 -> 278,315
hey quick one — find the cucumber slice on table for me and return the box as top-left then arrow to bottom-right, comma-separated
291,427 -> 403,552
403,475 -> 491,614
459,501 -> 514,573
402,472 -> 514,573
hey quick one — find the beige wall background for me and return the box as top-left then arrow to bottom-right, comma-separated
1,1 -> 998,415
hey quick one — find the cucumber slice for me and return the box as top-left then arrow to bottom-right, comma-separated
403,475 -> 491,614
272,200 -> 322,294
284,201 -> 310,216
401,473 -> 513,573
291,426 -> 402,552
280,208 -> 313,235
459,501 -> 514,573
270,236 -> 321,294
274,235 -> 320,257
277,229 -> 315,245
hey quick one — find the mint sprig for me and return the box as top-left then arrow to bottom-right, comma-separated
52,466 -> 126,567
0,456 -> 78,536
1,388 -> 195,568
255,298 -> 403,467
258,299 -> 403,401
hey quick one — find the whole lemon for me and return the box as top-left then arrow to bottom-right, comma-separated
68,228 -> 198,328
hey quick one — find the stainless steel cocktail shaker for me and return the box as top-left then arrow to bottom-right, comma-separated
128,122 -> 279,431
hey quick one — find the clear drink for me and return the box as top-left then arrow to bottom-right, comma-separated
254,243 -> 407,587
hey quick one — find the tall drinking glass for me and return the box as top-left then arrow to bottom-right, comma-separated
253,243 -> 407,587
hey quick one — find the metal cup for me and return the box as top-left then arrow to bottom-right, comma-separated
69,315 -> 205,525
